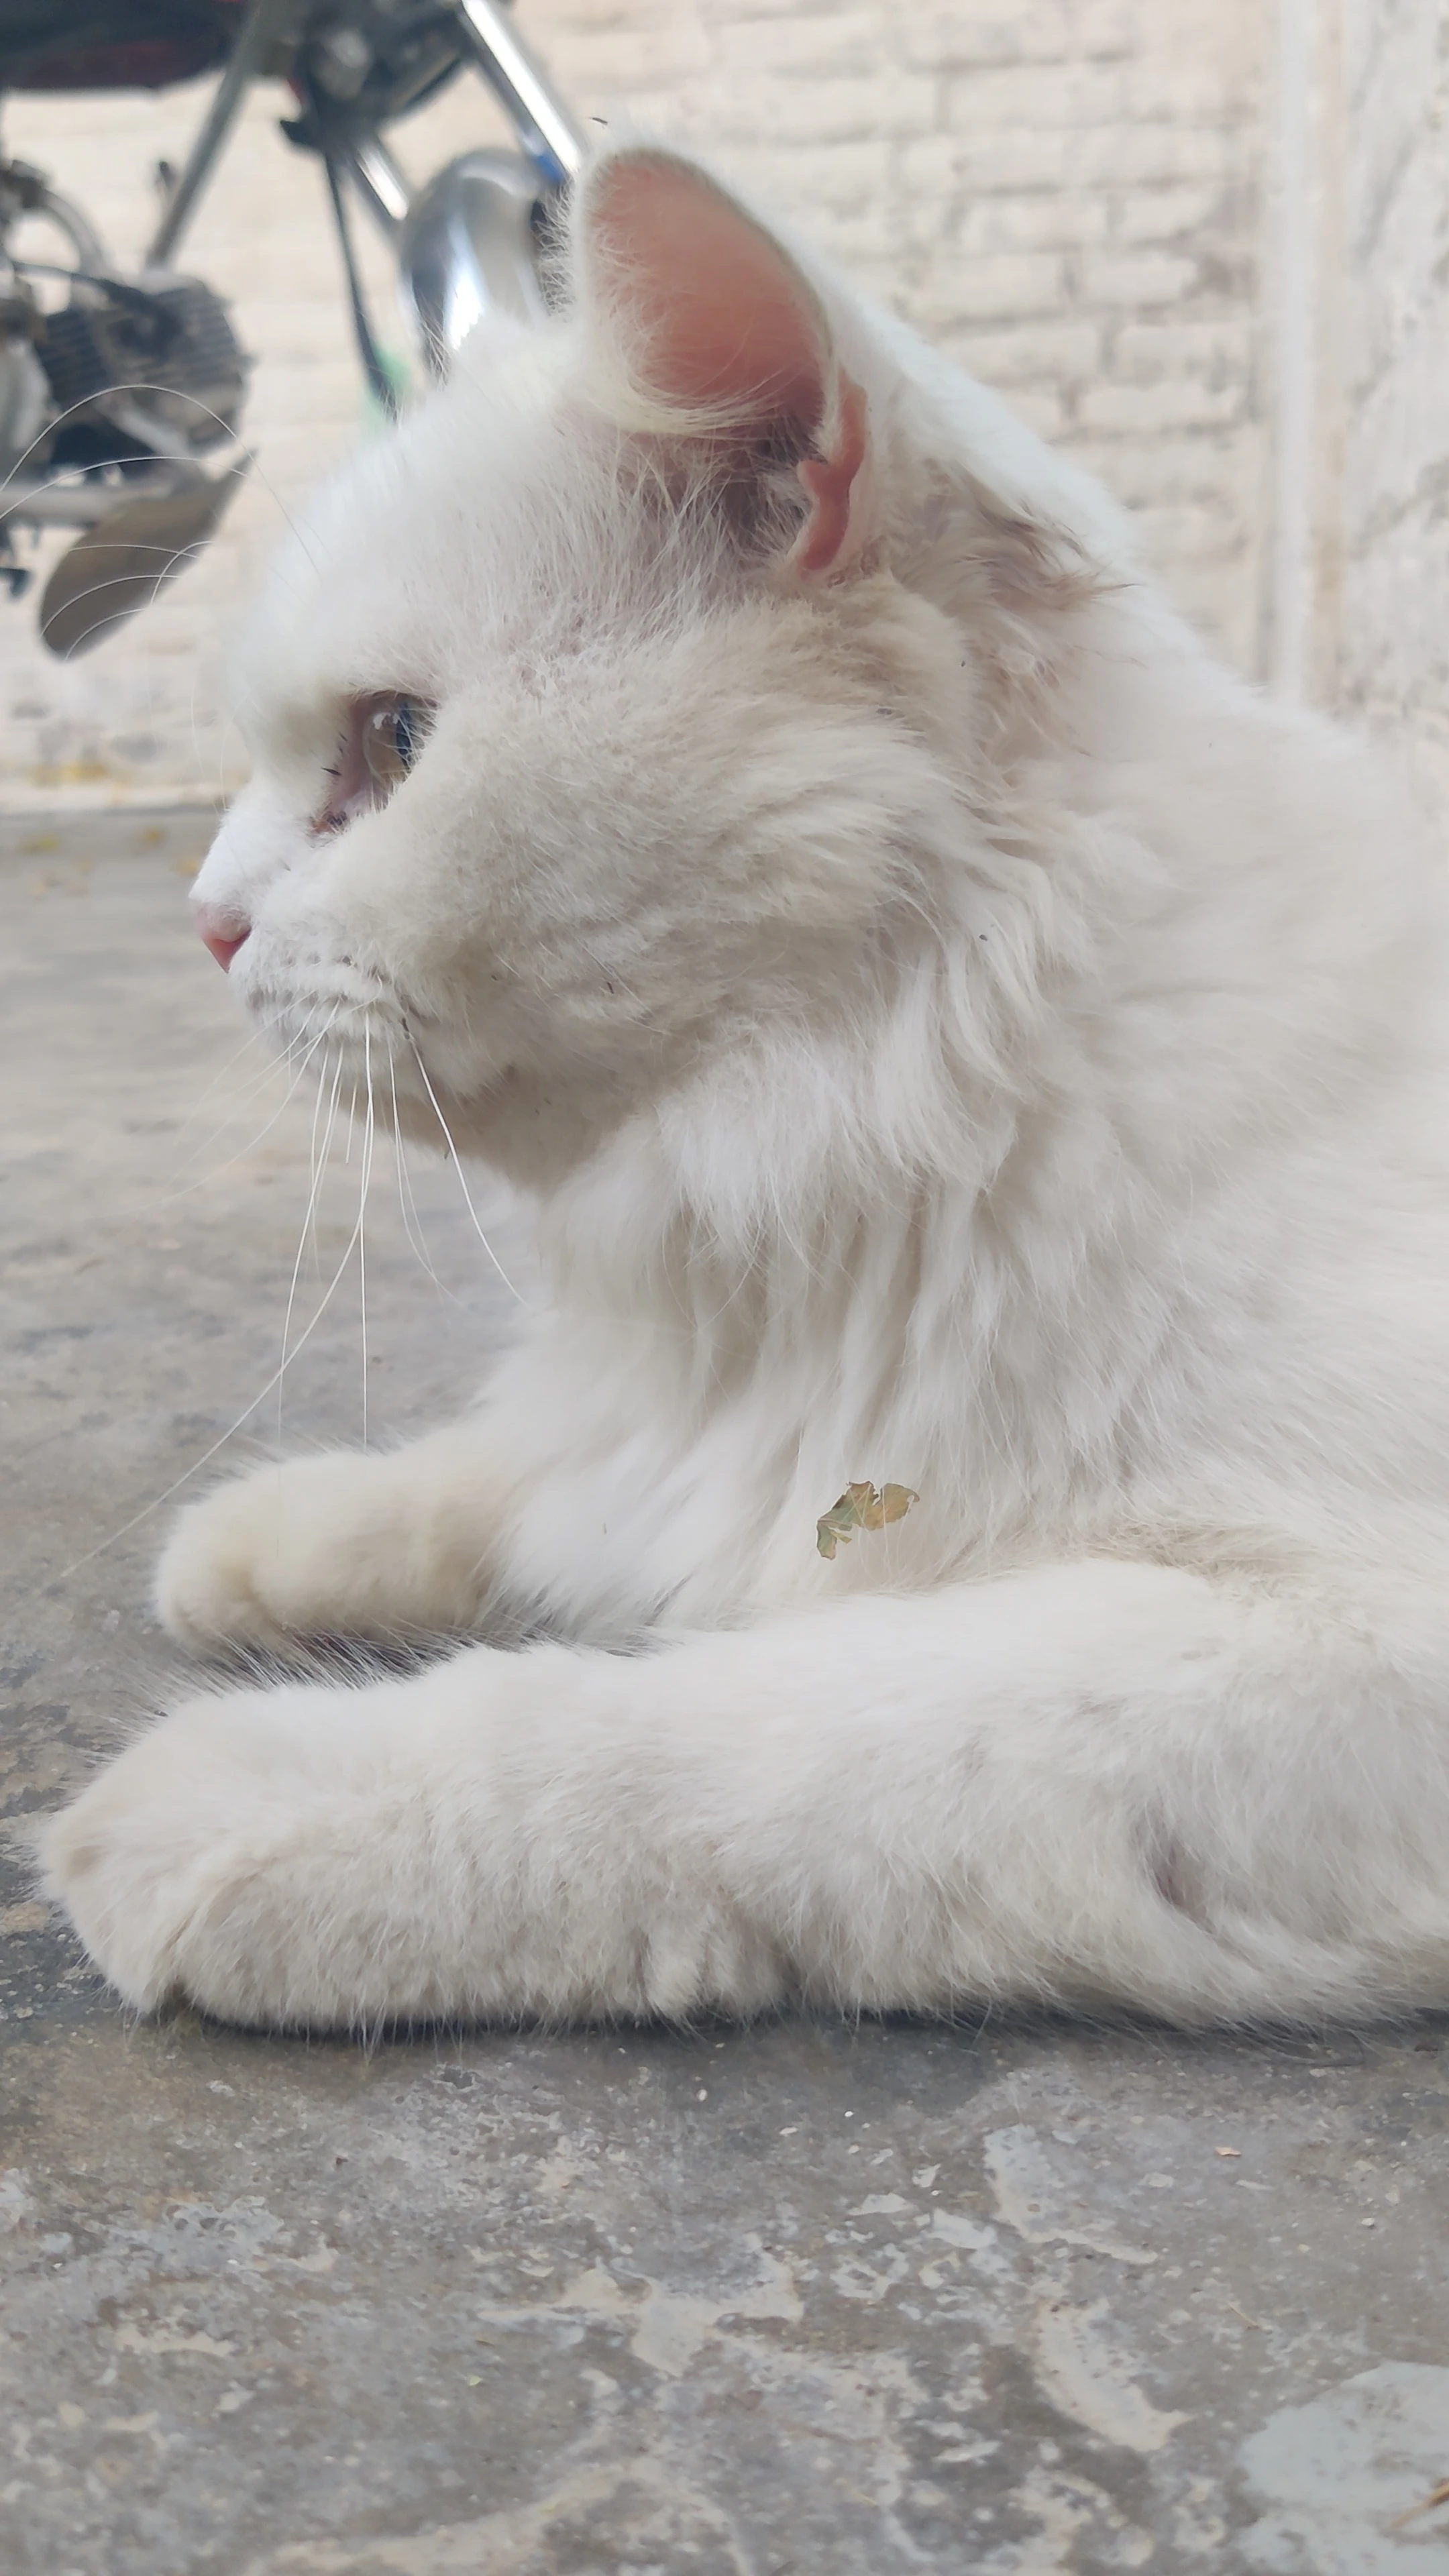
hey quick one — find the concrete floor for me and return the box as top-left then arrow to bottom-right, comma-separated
4,810 -> 1449,2576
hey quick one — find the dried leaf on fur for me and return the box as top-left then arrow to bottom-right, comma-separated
816,1483 -> 873,1558
816,1480 -> 919,1558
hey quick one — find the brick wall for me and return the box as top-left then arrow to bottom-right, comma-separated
0,0 -> 1267,802
1330,0 -> 1449,808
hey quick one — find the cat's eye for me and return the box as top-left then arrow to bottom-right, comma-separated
313,690 -> 435,837
362,696 -> 426,793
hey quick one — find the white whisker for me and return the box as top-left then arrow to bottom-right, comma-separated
407,1031 -> 525,1304
387,1047 -> 462,1301
359,1029 -> 377,1448
60,1100 -> 381,1582
173,1014 -> 281,1139
148,1015 -> 339,1214
177,1042 -> 300,1160
306,1032 -> 337,1281
280,1046 -> 345,1447
0,382 -> 317,568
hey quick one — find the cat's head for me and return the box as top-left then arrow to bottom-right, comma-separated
192,148 -> 1099,1187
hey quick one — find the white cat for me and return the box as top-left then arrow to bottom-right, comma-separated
42,146 -> 1449,2031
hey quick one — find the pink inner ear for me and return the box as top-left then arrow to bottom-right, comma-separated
587,156 -> 828,438
795,374 -> 869,576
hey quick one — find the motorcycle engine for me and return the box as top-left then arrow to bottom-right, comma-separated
0,303 -> 50,473
0,156 -> 251,640
34,271 -> 248,464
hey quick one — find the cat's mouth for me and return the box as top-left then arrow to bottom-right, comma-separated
237,949 -> 409,1095
237,951 -> 482,1155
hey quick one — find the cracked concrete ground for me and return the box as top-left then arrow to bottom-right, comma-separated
4,808 -> 1449,2576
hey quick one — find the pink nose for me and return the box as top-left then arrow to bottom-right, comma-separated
195,904 -> 251,972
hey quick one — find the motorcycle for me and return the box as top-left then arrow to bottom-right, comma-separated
0,0 -> 584,655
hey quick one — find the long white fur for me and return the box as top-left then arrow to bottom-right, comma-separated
42,146 -> 1449,2029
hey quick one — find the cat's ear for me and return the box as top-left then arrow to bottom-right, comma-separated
574,148 -> 872,578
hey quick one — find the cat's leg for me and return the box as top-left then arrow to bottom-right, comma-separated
156,1424 -> 518,1652
44,1558 -> 1449,2029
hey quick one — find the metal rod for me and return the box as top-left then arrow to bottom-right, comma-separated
449,0 -> 586,186
320,144 -> 398,417
146,0 -> 296,267
346,135 -> 412,239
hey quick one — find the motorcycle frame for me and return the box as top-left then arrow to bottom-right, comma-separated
0,0 -> 585,629
144,0 -> 586,335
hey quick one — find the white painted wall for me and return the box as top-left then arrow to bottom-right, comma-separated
0,0 -> 1269,804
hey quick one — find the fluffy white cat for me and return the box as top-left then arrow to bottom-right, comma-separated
42,147 -> 1449,2031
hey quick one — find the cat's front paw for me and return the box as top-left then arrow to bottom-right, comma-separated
42,1691 -> 410,2025
159,1456 -> 368,1650
157,1449 -> 490,1652
42,1698 -> 290,2018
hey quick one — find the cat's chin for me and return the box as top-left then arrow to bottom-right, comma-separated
390,1065 -> 628,1191
249,1012 -> 613,1191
